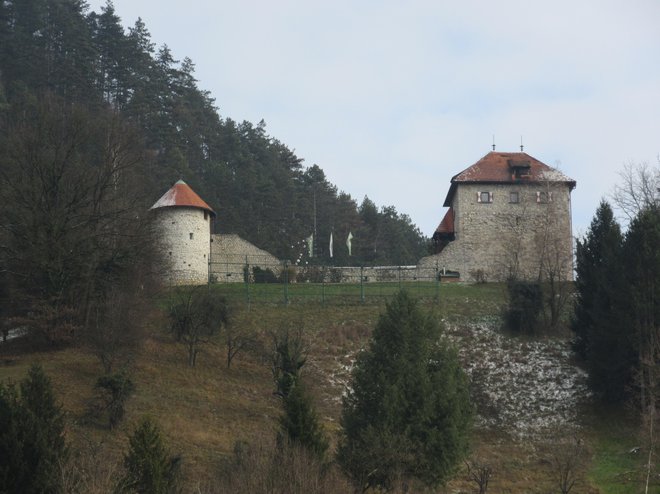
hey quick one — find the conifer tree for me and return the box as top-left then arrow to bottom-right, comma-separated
272,328 -> 328,459
118,417 -> 180,494
572,201 -> 623,360
338,291 -> 472,491
0,364 -> 67,494
572,201 -> 635,402
621,206 -> 660,412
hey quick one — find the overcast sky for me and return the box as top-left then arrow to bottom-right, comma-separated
87,0 -> 660,237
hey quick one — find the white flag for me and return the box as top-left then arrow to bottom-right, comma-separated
329,232 -> 334,258
346,231 -> 353,256
306,234 -> 313,257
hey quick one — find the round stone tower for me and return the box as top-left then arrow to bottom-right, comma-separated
150,180 -> 215,285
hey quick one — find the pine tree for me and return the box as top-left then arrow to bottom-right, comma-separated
272,328 -> 328,459
337,291 -> 472,491
118,417 -> 180,494
279,381 -> 329,459
0,364 -> 67,494
621,206 -> 660,411
571,201 -> 633,402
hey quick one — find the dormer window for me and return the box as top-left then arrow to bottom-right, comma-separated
508,159 -> 531,179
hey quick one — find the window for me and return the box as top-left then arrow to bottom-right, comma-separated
189,233 -> 194,240
204,211 -> 208,220
536,191 -> 553,203
477,191 -> 493,203
509,191 -> 519,203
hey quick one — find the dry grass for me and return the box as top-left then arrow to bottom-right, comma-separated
0,284 -> 647,492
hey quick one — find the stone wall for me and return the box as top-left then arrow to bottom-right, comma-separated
419,182 -> 573,282
154,207 -> 212,285
210,234 -> 281,283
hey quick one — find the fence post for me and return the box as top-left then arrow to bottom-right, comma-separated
322,266 -> 326,305
360,266 -> 365,303
283,260 -> 289,305
244,256 -> 250,309
398,265 -> 402,291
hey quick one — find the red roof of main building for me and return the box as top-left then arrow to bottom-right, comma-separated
443,152 -> 575,206
435,207 -> 454,235
150,180 -> 216,216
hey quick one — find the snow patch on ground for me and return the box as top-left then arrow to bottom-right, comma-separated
325,317 -> 591,438
446,320 -> 591,437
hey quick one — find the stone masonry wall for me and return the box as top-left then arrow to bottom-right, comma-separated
210,234 -> 281,283
419,182 -> 573,282
155,207 -> 211,285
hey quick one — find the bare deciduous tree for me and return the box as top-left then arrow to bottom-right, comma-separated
465,459 -> 493,494
547,434 -> 586,494
611,160 -> 660,223
0,92 -> 157,346
225,321 -> 252,369
168,288 -> 229,367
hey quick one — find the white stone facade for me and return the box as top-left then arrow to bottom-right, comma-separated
154,207 -> 212,285
420,182 -> 574,282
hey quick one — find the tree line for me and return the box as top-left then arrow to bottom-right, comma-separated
0,0 -> 428,269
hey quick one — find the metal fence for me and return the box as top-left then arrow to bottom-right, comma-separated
209,258 -> 455,305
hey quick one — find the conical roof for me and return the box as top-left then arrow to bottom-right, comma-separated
150,180 -> 216,216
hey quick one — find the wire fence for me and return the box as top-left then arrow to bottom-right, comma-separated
209,258 -> 457,306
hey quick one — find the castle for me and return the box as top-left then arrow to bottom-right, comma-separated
419,151 -> 576,282
150,180 -> 279,285
153,151 -> 576,285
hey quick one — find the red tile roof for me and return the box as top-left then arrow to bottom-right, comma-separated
435,207 -> 454,234
443,152 -> 575,206
150,180 -> 216,216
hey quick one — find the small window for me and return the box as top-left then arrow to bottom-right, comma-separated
189,233 -> 194,240
477,191 -> 493,203
204,211 -> 208,220
536,191 -> 553,203
168,251 -> 172,256
509,191 -> 519,203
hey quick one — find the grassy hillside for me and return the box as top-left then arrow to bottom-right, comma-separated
0,283 -> 648,492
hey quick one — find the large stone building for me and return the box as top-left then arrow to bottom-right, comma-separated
419,151 -> 576,282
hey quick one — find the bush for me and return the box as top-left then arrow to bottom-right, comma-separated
252,266 -> 279,284
504,280 -> 543,333
215,438 -> 351,494
94,373 -> 135,429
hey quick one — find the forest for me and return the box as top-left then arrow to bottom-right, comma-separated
0,0 -> 428,267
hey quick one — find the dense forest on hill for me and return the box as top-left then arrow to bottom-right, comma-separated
0,0 -> 428,265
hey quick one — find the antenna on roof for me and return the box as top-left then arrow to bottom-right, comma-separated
492,135 -> 496,151
520,136 -> 524,152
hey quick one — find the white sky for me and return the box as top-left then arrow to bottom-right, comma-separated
87,0 -> 660,237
